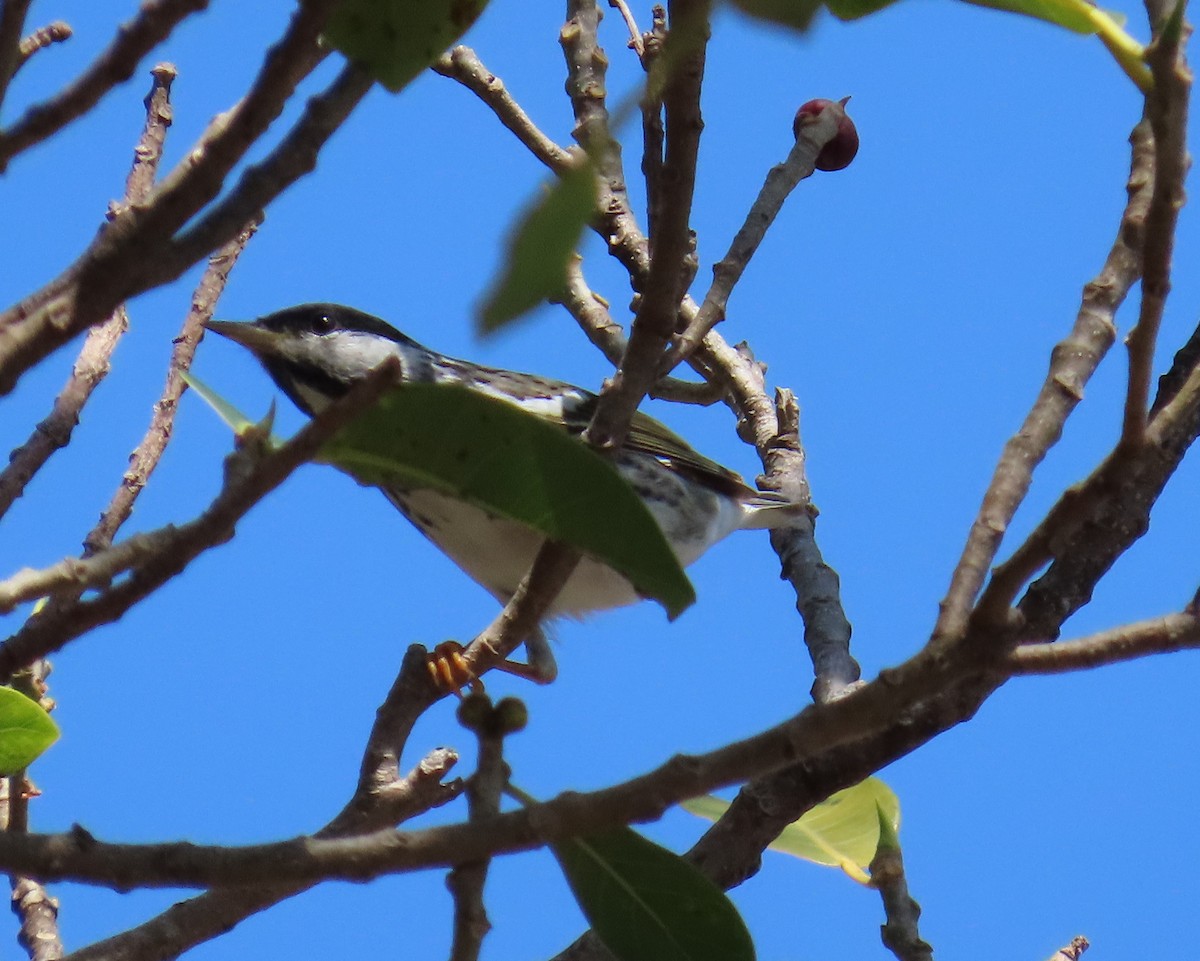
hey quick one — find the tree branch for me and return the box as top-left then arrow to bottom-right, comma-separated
447,696 -> 511,961
0,361 -> 402,683
583,0 -> 711,451
83,217 -> 259,555
1121,5 -> 1190,447
0,0 -> 33,113
433,46 -> 574,172
14,21 -> 72,71
936,119 -> 1155,644
64,648 -> 461,961
0,0 -> 206,171
0,0 -> 357,397
0,64 -> 175,523
1009,610 -> 1200,674
661,108 -> 840,374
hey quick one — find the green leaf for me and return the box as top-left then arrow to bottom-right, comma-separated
479,162 -> 597,333
824,0 -> 901,21
325,0 -> 490,93
182,371 -> 258,435
553,826 -> 756,961
730,0 -> 826,29
0,688 -> 59,774
321,383 -> 695,618
684,777 -> 900,885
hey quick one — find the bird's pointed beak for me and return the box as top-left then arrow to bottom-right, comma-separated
203,319 -> 283,356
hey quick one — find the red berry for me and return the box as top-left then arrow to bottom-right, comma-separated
793,96 -> 858,172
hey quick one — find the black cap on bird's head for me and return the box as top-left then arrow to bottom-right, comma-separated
204,303 -> 431,416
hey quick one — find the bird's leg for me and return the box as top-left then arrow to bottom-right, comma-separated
512,628 -> 558,684
425,628 -> 558,692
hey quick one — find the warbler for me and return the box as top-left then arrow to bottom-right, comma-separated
204,303 -> 799,681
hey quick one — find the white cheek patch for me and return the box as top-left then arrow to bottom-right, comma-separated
284,331 -> 405,381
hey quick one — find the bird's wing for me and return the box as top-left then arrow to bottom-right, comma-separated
559,391 -> 759,500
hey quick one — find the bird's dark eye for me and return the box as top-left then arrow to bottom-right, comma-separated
311,314 -> 336,335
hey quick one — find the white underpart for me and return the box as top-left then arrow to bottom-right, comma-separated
386,456 -> 764,618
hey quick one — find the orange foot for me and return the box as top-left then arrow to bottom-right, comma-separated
427,641 -> 481,696
426,633 -> 559,693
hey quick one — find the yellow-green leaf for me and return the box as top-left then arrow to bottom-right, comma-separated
684,777 -> 900,885
183,371 -> 258,436
0,688 -> 58,774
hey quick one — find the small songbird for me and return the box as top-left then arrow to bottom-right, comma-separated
205,303 -> 799,682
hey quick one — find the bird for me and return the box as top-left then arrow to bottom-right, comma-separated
204,303 -> 801,684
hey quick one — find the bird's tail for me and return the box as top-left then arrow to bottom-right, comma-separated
740,489 -> 811,530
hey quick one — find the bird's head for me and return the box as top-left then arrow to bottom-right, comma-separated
205,303 -> 432,416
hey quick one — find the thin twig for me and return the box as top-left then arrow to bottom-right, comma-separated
935,119 -> 1156,646
0,64 -> 175,523
0,0 -> 206,171
7,664 -> 62,961
0,0 -> 33,116
660,107 -> 840,375
870,822 -> 933,961
15,21 -> 71,70
67,730 -> 461,961
1121,6 -> 1190,447
0,62 -> 369,399
559,258 -> 721,404
607,0 -> 645,57
583,0 -> 712,452
1044,935 -> 1090,961
83,217 -> 260,555
639,6 -> 667,238
1009,610 -> 1200,674
433,47 -> 574,172
447,696 -> 510,961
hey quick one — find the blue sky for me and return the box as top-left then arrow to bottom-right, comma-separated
1,1 -> 1197,959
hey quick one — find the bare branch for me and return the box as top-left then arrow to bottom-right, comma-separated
0,0 -> 206,170
0,64 -> 175,523
6,664 -> 62,961
0,0 -> 33,116
870,831 -> 933,961
583,0 -> 712,451
661,109 -> 839,374
768,389 -> 859,700
11,878 -> 62,961
1121,9 -> 1190,446
0,1 -> 355,397
83,217 -> 259,555
1009,610 -> 1200,674
67,731 -> 461,961
1044,935 -> 1090,961
434,47 -> 574,172
15,21 -> 72,70
935,119 -> 1155,645
607,0 -> 645,57
559,257 -> 721,404
560,0 -> 651,284
448,696 -> 512,961
639,6 -> 667,238
0,360 -> 402,683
